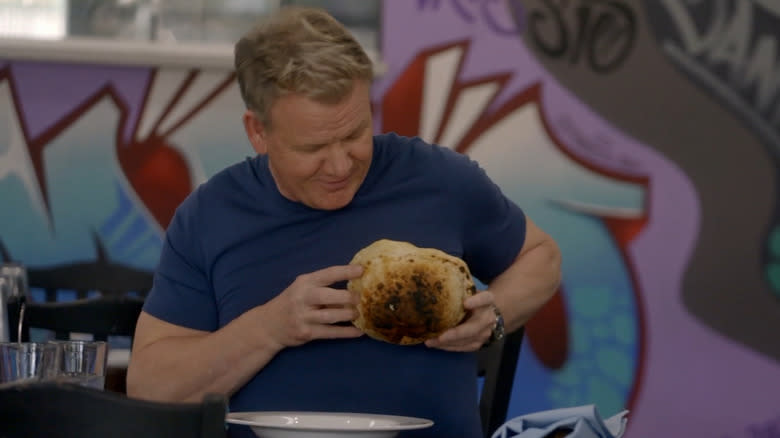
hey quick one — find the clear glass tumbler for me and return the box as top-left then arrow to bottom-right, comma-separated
49,340 -> 109,390
0,342 -> 58,385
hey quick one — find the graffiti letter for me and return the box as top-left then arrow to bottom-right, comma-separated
742,36 -> 780,113
587,1 -> 637,74
450,0 -> 476,22
481,0 -> 523,36
529,0 -> 568,57
658,0 -> 726,56
709,0 -> 752,81
417,0 -> 443,10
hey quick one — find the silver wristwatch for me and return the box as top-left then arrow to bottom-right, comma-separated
484,305 -> 505,348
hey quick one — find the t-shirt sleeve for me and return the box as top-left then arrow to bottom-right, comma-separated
446,149 -> 527,284
143,189 -> 218,331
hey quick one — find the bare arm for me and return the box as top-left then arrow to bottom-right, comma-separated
126,307 -> 280,403
126,265 -> 364,403
426,215 -> 561,351
491,216 -> 562,332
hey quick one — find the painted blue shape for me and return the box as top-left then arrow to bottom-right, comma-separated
113,214 -> 151,253
99,183 -> 134,237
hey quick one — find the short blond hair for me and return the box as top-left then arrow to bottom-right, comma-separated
234,7 -> 374,126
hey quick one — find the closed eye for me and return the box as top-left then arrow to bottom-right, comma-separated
296,143 -> 327,153
344,121 -> 369,141
294,120 -> 369,151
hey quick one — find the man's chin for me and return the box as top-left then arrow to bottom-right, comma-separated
306,190 -> 356,211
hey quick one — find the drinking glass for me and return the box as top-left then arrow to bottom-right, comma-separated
0,342 -> 58,385
49,340 -> 108,390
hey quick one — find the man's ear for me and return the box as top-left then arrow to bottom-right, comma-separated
243,109 -> 267,154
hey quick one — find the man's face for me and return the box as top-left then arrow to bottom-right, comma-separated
244,81 -> 374,210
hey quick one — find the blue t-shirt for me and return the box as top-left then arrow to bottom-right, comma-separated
144,133 -> 526,437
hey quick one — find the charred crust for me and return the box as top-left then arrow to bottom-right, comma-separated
351,242 -> 475,345
385,294 -> 401,311
362,265 -> 453,343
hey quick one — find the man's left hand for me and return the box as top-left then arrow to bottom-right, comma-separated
424,291 -> 497,352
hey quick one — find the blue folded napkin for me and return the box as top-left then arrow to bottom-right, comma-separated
491,405 -> 629,438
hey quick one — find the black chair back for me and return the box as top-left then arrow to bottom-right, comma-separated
7,295 -> 145,342
0,381 -> 227,438
4,234 -> 152,342
19,231 -> 154,302
477,327 -> 525,437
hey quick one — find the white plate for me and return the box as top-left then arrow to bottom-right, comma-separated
226,411 -> 434,438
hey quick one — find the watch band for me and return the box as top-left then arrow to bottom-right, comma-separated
482,305 -> 505,348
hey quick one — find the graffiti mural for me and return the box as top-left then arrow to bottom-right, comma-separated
2,0 -> 779,436
643,0 -> 780,357
378,0 -> 780,436
0,62 -> 249,298
380,40 -> 648,417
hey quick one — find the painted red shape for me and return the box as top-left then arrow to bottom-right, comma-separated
381,57 -> 424,137
603,216 -> 649,247
118,136 -> 192,229
525,288 -> 569,369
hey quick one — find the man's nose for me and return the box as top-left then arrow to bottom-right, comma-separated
323,144 -> 352,176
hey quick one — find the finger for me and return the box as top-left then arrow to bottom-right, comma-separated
307,306 -> 359,325
448,342 -> 484,352
463,290 -> 494,310
426,305 -> 495,348
306,287 -> 360,306
311,324 -> 364,340
431,323 -> 491,347
426,339 -> 485,353
435,316 -> 485,344
304,264 -> 364,286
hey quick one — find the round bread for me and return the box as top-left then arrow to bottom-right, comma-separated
347,239 -> 477,345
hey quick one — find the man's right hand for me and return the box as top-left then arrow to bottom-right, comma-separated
259,264 -> 365,348
128,264 -> 365,402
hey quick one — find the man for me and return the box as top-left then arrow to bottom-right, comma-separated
126,7 -> 561,438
